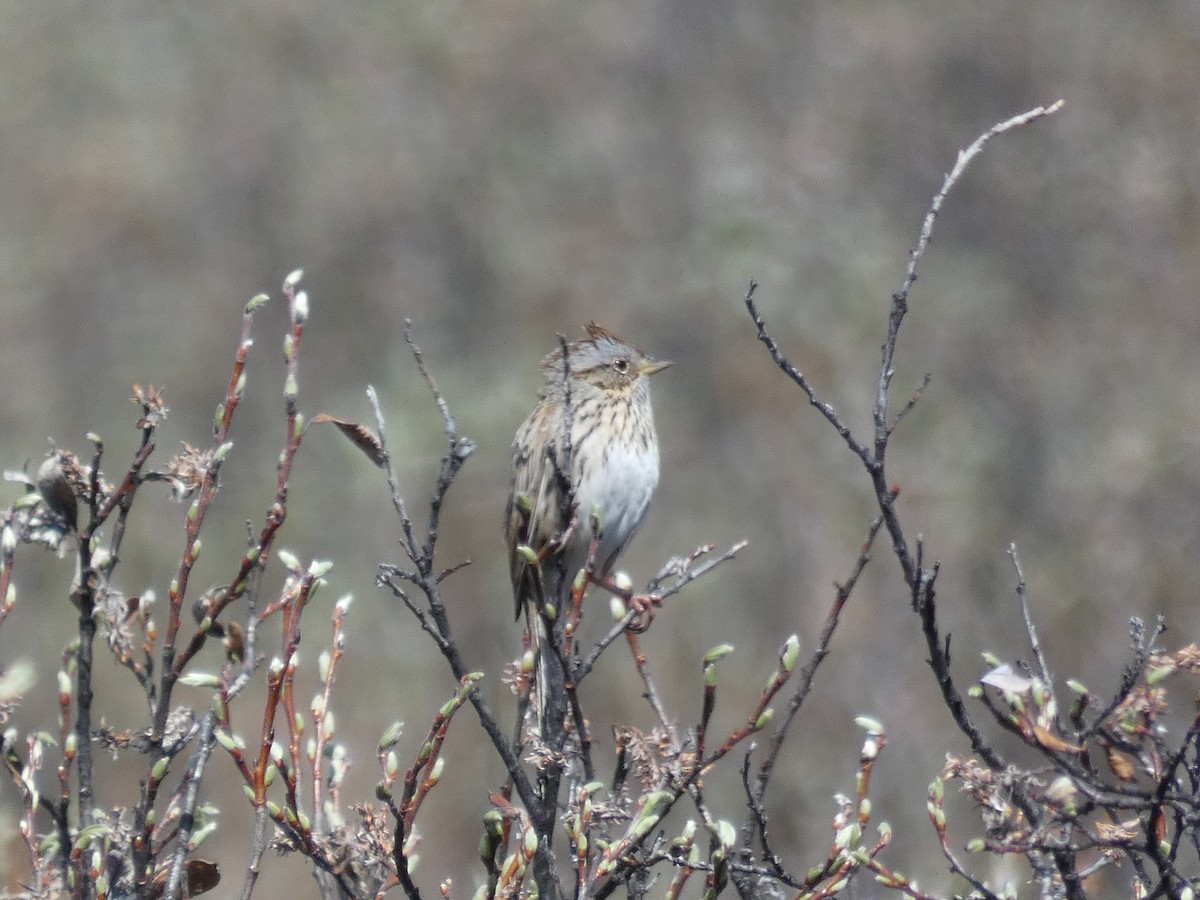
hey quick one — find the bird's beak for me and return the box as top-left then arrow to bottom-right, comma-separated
639,359 -> 673,377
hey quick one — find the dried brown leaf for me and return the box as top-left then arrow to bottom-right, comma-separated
1103,744 -> 1137,782
157,442 -> 215,500
1150,644 -> 1200,674
132,384 -> 169,429
1031,723 -> 1082,755
147,859 -> 220,898
315,413 -> 387,467
1095,819 -> 1139,844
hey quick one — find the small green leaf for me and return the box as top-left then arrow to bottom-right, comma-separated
704,644 -> 735,665
179,673 -> 221,688
378,721 -> 404,752
780,634 -> 800,673
1147,665 -> 1175,685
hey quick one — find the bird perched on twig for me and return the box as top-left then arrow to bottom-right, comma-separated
505,322 -> 671,729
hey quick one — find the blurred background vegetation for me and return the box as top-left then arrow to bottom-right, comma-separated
1,1 -> 1198,896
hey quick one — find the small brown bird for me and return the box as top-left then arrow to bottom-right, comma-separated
505,323 -> 671,725
37,449 -> 78,532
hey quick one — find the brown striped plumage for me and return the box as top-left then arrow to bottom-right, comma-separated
505,323 -> 670,726
505,323 -> 670,619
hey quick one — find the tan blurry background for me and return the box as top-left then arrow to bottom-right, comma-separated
1,2 -> 1199,896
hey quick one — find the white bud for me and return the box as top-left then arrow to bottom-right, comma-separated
292,290 -> 309,324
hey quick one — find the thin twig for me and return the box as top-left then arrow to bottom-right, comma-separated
164,717 -> 218,900
367,384 -> 417,560
370,341 -> 557,895
888,372 -> 932,435
1007,543 -> 1054,693
893,100 -> 1065,313
741,510 -> 885,854
744,282 -> 871,467
744,100 -> 1066,897
624,632 -> 680,750
574,541 -> 746,683
1079,616 -> 1163,742
403,321 -> 473,566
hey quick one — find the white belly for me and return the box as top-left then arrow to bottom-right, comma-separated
571,434 -> 659,576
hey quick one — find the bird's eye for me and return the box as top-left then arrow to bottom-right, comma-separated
612,358 -> 630,374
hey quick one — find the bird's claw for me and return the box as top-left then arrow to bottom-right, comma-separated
626,593 -> 662,633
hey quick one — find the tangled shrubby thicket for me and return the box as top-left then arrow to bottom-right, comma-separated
4,105 -> 1200,900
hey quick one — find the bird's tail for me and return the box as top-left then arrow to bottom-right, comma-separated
529,609 -> 568,739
